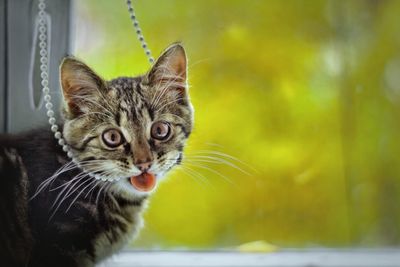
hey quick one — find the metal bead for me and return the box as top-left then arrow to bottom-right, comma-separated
40,56 -> 48,64
54,132 -> 61,139
45,102 -> 53,109
37,0 -> 81,175
38,3 -> 45,10
39,26 -> 46,34
51,125 -> 58,132
41,80 -> 48,86
40,49 -> 47,57
46,110 -> 54,117
39,33 -> 46,41
40,72 -> 48,79
126,1 -> 153,63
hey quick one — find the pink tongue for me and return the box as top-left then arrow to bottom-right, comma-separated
129,173 -> 156,192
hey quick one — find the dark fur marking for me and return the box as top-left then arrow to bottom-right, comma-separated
148,139 -> 156,151
177,144 -> 184,152
115,112 -> 121,126
175,123 -> 190,138
69,144 -> 85,152
176,153 -> 183,165
123,144 -> 131,154
82,156 -> 96,162
80,136 -> 97,150
147,106 -> 155,121
117,195 -> 147,208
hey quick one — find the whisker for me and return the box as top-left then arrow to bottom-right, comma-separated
49,170 -> 90,192
155,97 -> 185,113
95,182 -> 110,207
178,165 -> 214,188
174,166 -> 207,186
86,180 -> 102,200
50,172 -> 87,208
185,155 -> 251,176
65,178 -> 97,213
93,85 -> 115,115
150,69 -> 186,109
191,150 -> 258,173
183,161 -> 236,186
165,113 -> 189,124
77,111 -> 115,121
67,94 -> 114,116
49,173 -> 88,220
30,161 -> 77,200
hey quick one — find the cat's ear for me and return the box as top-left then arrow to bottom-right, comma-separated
60,57 -> 106,117
146,43 -> 188,98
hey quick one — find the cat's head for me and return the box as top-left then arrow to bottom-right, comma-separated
60,43 -> 193,197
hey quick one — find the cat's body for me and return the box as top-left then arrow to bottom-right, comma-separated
0,128 -> 146,266
0,44 -> 193,267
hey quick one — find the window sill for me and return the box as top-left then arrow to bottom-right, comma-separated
98,249 -> 400,267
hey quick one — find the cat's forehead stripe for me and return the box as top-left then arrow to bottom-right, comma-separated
72,75 -> 193,150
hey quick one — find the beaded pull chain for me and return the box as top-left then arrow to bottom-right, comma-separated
126,0 -> 154,64
37,0 -> 153,182
37,0 -> 74,160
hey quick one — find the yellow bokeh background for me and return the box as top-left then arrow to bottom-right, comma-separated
74,0 -> 400,248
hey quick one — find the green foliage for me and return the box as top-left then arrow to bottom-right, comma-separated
75,0 -> 400,248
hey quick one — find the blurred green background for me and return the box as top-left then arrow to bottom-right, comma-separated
74,0 -> 400,248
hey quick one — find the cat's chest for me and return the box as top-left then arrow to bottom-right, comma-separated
93,197 -> 147,262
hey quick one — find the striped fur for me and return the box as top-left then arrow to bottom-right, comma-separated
0,44 -> 193,266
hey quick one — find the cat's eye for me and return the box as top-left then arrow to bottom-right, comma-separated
102,129 -> 124,148
151,121 -> 171,141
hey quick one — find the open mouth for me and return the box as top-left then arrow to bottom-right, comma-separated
128,172 -> 157,192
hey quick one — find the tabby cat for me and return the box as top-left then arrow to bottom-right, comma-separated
0,43 -> 193,267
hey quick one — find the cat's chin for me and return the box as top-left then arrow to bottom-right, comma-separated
110,174 -> 164,199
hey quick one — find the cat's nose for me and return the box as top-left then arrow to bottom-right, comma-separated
135,161 -> 152,172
